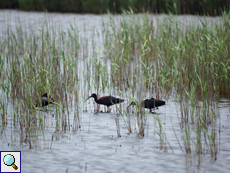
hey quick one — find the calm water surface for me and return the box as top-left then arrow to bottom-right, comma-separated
0,10 -> 229,173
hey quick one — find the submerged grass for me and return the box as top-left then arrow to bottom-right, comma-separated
101,10 -> 229,159
0,10 -> 229,164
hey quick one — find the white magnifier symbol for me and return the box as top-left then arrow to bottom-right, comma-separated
3,154 -> 18,170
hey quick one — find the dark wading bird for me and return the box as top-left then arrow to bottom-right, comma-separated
127,98 -> 165,114
84,93 -> 124,113
36,93 -> 54,107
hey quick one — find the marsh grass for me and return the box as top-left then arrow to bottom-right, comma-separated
0,17 -> 84,148
102,11 -> 229,159
0,10 -> 229,164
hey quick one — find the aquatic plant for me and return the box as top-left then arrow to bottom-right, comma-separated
0,10 -> 228,165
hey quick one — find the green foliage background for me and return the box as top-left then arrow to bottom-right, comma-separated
0,0 -> 229,15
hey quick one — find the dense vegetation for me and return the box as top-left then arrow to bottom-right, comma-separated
0,0 -> 230,15
0,7 -> 229,162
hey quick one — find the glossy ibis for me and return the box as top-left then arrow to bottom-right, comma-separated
84,93 -> 124,113
36,93 -> 54,107
127,98 -> 165,113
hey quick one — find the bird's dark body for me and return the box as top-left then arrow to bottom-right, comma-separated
85,93 -> 124,112
36,93 -> 54,107
98,96 -> 124,107
142,98 -> 165,110
127,98 -> 165,113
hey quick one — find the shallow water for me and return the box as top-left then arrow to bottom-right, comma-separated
1,97 -> 230,173
0,10 -> 230,173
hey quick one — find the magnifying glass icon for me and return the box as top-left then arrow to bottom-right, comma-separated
3,154 -> 18,170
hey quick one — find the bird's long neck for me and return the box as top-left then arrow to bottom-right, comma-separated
93,95 -> 98,103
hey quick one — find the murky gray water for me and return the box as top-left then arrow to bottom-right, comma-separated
0,10 -> 230,173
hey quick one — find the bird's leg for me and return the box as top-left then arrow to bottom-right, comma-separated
107,107 -> 111,113
149,109 -> 156,114
94,104 -> 100,113
153,107 -> 159,111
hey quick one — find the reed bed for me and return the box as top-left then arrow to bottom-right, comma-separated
0,10 -> 229,164
1,0 -> 229,15
102,11 -> 229,160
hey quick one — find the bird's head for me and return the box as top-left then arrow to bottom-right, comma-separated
126,101 -> 137,110
84,93 -> 97,103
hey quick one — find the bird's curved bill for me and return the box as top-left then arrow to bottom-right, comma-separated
84,96 -> 92,103
126,103 -> 133,111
